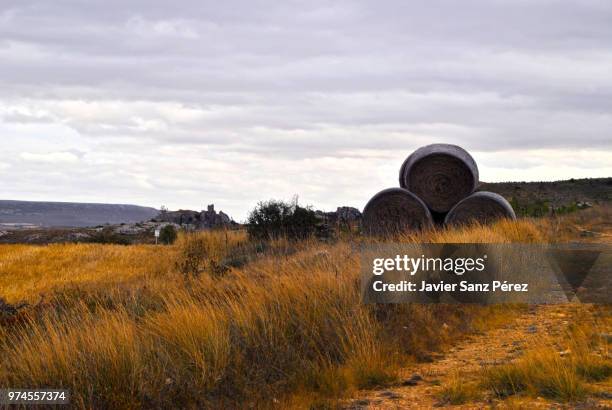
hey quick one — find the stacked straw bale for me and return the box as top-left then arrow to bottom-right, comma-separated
363,144 -> 515,235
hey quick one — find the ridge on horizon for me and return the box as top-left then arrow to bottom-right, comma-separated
0,177 -> 609,228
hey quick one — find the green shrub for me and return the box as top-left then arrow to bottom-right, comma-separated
159,225 -> 178,245
86,227 -> 131,245
247,199 -> 318,241
510,197 -> 551,217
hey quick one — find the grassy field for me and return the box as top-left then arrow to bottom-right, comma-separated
0,209 -> 609,408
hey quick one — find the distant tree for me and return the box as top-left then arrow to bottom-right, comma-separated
159,224 -> 178,245
247,199 -> 318,240
286,204 -> 319,239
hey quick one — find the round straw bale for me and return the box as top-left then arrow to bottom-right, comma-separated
444,191 -> 516,226
399,144 -> 479,213
362,188 -> 433,236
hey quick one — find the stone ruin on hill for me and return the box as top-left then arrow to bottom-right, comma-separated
154,204 -> 235,229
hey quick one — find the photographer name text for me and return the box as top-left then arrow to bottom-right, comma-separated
370,254 -> 528,293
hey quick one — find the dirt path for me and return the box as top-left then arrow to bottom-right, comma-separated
346,218 -> 612,409
345,305 -> 594,409
346,306 -> 612,409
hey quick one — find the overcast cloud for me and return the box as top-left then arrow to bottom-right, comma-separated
1,0 -> 611,220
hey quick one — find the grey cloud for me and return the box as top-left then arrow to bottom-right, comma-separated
0,1 -> 610,218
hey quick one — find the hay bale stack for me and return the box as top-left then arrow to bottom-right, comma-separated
444,191 -> 516,226
362,144 -> 515,236
362,188 -> 432,236
399,144 -> 479,213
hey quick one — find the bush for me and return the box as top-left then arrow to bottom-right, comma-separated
159,225 -> 177,245
247,199 -> 318,240
176,234 -> 208,277
175,231 -> 247,278
510,197 -> 551,217
86,227 -> 131,245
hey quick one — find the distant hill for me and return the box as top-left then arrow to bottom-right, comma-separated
478,177 -> 611,216
479,177 -> 611,206
0,200 -> 158,228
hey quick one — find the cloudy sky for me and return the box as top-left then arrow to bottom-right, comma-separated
1,1 -> 611,220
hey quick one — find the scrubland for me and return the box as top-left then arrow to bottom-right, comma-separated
0,208 -> 609,409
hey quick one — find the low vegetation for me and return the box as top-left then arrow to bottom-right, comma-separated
247,199 -> 318,240
483,307 -> 611,402
437,373 -> 481,405
0,207 -> 609,408
158,224 -> 178,245
481,177 -> 611,217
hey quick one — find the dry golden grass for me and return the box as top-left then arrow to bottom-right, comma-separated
0,236 -> 383,408
485,346 -> 588,401
401,218 -> 546,244
437,371 -> 481,405
0,243 -> 176,304
483,306 -> 612,402
0,216 -> 602,408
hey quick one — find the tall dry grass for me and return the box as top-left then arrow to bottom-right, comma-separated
0,218 -> 582,408
401,218 -> 546,244
483,306 -> 611,402
0,243 -> 176,304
